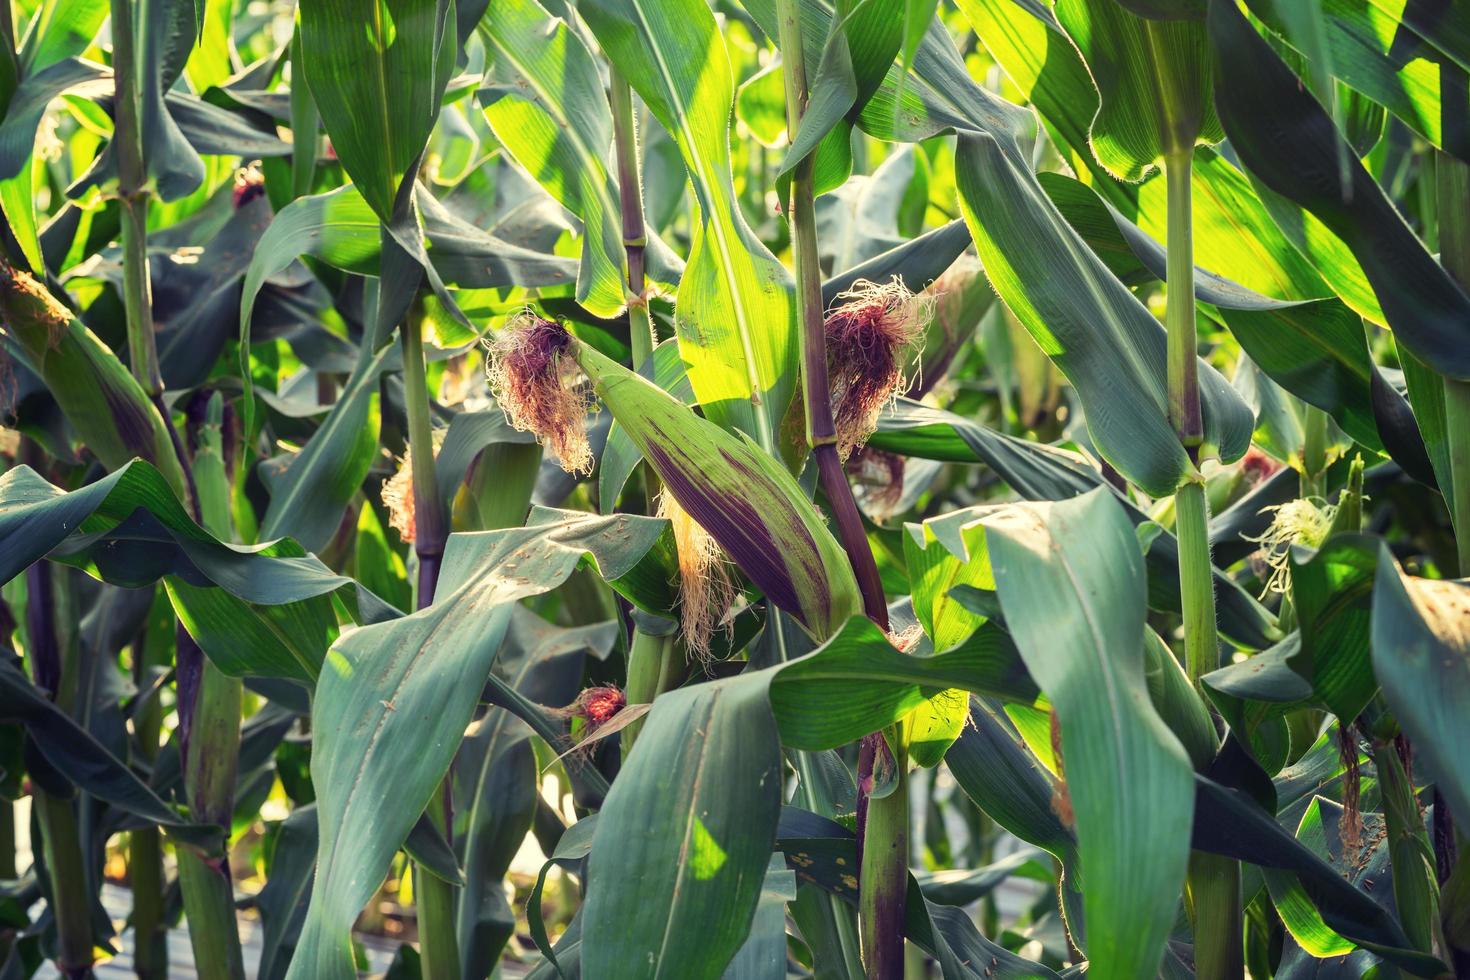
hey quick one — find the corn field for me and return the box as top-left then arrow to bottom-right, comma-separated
0,0 -> 1468,977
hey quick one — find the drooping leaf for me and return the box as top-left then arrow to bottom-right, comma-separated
954,132 -> 1253,494
0,657 -> 221,853
871,400 -> 1277,649
582,671 -> 782,980
986,489 -> 1194,979
1207,0 -> 1470,380
1053,0 -> 1223,180
1244,0 -> 1470,163
479,0 -> 628,318
287,509 -> 668,980
1371,549 -> 1470,831
768,615 -> 1038,751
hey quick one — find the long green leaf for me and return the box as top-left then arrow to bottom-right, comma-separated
1207,0 -> 1470,380
296,0 -> 454,221
580,0 -> 797,448
1054,0 -> 1222,179
582,671 -> 782,980
479,0 -> 627,318
986,489 -> 1194,979
1372,548 -> 1470,831
287,508 -> 668,979
954,132 -> 1252,494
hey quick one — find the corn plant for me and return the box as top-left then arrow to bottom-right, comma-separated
1,0 -> 1469,977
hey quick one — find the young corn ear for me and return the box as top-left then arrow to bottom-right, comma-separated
383,428 -> 447,544
824,277 -> 931,459
483,311 -> 595,475
656,489 -> 736,663
0,261 -> 186,496
486,314 -> 862,640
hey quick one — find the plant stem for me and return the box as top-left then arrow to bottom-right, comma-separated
1164,151 -> 1201,449
35,790 -> 93,978
1165,146 -> 1242,978
172,398 -> 246,980
25,560 -> 92,978
621,628 -> 670,756
858,732 -> 907,980
774,0 -> 887,630
1301,404 -> 1329,499
1175,481 -> 1218,687
402,311 -> 449,602
400,307 -> 461,979
109,0 -> 161,397
129,826 -> 166,980
609,70 -> 656,369
1187,850 -> 1243,978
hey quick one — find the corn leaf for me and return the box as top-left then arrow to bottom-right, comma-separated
579,0 -> 797,449
479,0 -> 627,318
986,489 -> 1194,980
287,508 -> 669,980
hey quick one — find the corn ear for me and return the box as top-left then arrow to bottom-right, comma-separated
0,263 -> 186,496
573,341 -> 862,641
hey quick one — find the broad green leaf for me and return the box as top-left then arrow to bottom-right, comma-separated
1245,0 -> 1470,163
957,0 -> 1381,320
480,0 -> 626,318
580,0 -> 798,448
18,0 -> 109,71
1054,0 -> 1223,179
774,0 -> 905,188
258,345 -> 388,554
1208,0 -> 1470,380
1372,549 -> 1470,831
296,0 -> 455,222
287,508 -> 668,980
583,672 -> 782,980
452,609 -> 606,975
1037,170 -> 1413,463
768,616 -> 1039,751
0,462 -> 385,685
1289,534 -> 1379,722
954,132 -> 1253,494
869,400 -> 1279,650
903,517 -> 991,652
1193,776 -> 1445,976
574,342 -> 861,640
0,657 -> 221,853
986,489 -> 1194,980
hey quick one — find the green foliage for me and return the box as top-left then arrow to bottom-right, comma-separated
2,0 -> 1469,977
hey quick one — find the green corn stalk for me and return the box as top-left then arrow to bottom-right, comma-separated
1161,93 -> 1243,980
175,395 -> 246,980
109,0 -> 162,401
400,302 -> 460,980
25,553 -> 92,978
773,3 -> 891,973
608,63 -> 677,751
130,593 -> 173,980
